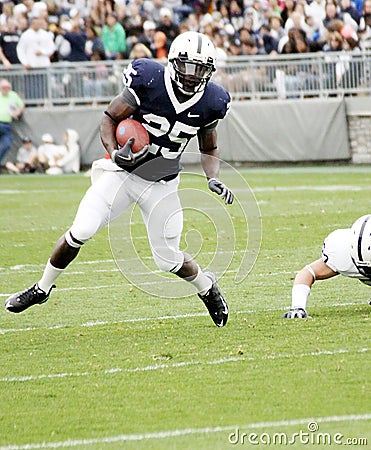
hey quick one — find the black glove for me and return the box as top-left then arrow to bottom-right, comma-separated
208,178 -> 234,204
112,137 -> 149,168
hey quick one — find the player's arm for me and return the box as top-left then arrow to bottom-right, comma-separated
199,126 -> 219,178
284,259 -> 338,319
198,123 -> 234,205
100,89 -> 149,167
100,93 -> 136,158
294,258 -> 338,286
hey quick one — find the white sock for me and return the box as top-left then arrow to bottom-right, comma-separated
187,266 -> 212,295
291,284 -> 311,310
37,259 -> 64,292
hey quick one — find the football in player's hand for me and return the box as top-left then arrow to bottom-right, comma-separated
115,119 -> 150,153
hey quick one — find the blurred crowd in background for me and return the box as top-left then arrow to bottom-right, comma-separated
0,0 -> 369,71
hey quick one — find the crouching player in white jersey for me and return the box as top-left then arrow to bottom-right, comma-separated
5,32 -> 234,327
284,215 -> 371,318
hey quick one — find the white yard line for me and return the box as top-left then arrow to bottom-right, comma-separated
251,185 -> 366,192
0,413 -> 370,449
0,301 -> 362,336
0,250 -> 249,274
0,348 -> 368,384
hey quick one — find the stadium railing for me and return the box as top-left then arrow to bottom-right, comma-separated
1,50 -> 370,106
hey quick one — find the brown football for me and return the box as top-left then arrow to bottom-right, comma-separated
115,118 -> 150,153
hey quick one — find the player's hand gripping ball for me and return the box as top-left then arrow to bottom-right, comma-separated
115,118 -> 150,153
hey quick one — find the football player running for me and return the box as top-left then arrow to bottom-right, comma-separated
5,31 -> 233,327
284,215 -> 371,318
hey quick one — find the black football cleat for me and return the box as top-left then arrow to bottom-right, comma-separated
198,273 -> 229,327
5,284 -> 55,313
282,307 -> 310,319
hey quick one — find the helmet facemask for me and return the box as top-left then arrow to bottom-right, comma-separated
170,55 -> 215,95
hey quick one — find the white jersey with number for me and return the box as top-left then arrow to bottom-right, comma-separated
321,228 -> 371,285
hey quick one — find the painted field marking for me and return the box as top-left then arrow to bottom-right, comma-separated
0,347 -> 368,384
0,413 -> 370,449
0,301 -> 364,336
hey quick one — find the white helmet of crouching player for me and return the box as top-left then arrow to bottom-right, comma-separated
350,214 -> 371,277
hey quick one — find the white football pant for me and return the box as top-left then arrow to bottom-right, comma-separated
66,159 -> 184,273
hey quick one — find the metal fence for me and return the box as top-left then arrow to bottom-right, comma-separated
1,50 -> 370,106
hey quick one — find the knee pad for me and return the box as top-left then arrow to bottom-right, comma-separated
152,245 -> 184,273
65,230 -> 88,248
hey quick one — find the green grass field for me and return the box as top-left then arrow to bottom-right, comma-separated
0,166 -> 370,449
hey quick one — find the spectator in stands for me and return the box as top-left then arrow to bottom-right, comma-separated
258,24 -> 279,54
152,30 -> 169,60
12,3 -> 28,27
359,0 -> 371,49
0,78 -> 24,171
156,7 -> 180,44
45,128 -> 80,175
61,17 -> 89,62
323,30 -> 345,88
303,0 -> 325,29
322,2 -> 343,32
5,136 -> 39,174
85,25 -> 106,60
186,12 -> 200,32
268,0 -> 283,17
37,133 -> 64,171
172,0 -> 194,24
52,19 -> 71,62
137,20 -> 156,55
122,2 -> 145,50
340,0 -> 362,26
241,35 -> 261,55
227,37 -> 242,55
284,10 -> 306,33
101,12 -> 127,59
143,0 -> 164,25
0,1 -> 15,31
16,16 -> 56,100
229,0 -> 245,31
245,2 -> 265,33
239,22 -> 257,44
292,28 -> 311,52
89,0 -> 107,26
269,14 -> 286,41
21,0 -> 35,18
129,42 -> 153,59
212,31 -> 228,67
0,16 -> 21,69
31,1 -> 49,21
324,29 -> 345,51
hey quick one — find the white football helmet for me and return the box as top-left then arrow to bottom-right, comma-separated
350,214 -> 371,276
168,31 -> 216,96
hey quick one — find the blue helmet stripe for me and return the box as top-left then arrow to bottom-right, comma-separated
357,216 -> 370,262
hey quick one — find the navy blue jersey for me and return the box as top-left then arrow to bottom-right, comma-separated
122,58 -> 230,181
